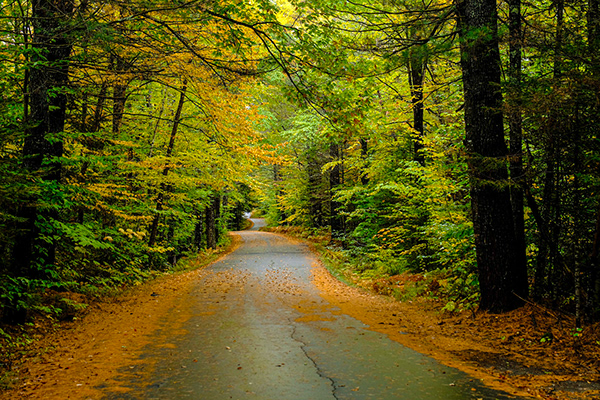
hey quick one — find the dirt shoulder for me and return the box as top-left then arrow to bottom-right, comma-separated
0,236 -> 242,400
1,229 -> 599,400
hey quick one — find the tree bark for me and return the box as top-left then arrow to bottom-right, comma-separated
360,138 -> 369,185
273,163 -> 288,223
307,151 -> 324,227
588,0 -> 600,315
12,0 -> 74,276
409,47 -> 426,166
590,0 -> 600,74
508,0 -> 527,297
572,107 -> 583,327
329,143 -> 344,239
193,209 -> 204,249
534,0 -> 565,300
215,194 -> 222,243
456,0 -> 528,312
205,194 -> 219,250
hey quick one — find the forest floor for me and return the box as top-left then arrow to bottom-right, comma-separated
0,230 -> 599,399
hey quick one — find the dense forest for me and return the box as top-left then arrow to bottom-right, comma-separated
0,0 -> 599,326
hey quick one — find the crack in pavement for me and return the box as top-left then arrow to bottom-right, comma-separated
290,322 -> 340,400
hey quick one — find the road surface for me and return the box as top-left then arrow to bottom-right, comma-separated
101,219 -> 524,400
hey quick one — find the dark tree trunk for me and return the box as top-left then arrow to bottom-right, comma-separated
21,9 -> 30,124
508,0 -> 528,295
456,0 -> 528,312
273,163 -> 288,223
590,204 -> 600,314
233,203 -> 243,231
80,93 -> 88,131
12,0 -> 74,276
205,194 -> 219,250
554,0 -> 564,79
360,138 -> 369,185
409,48 -> 426,166
572,108 -> 583,327
215,195 -> 222,243
307,151 -> 324,227
588,0 -> 600,314
329,143 -> 344,239
534,0 -> 565,300
24,0 -> 73,176
534,136 -> 558,299
193,209 -> 204,249
590,0 -> 600,74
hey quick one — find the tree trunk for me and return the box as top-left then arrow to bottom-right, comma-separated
534,0 -> 566,300
193,210 -> 204,249
508,0 -> 528,295
588,0 -> 600,315
409,48 -> 426,166
273,163 -> 288,223
329,143 -> 344,239
589,204 -> 600,315
590,0 -> 600,76
572,107 -> 583,328
215,194 -> 222,243
554,0 -> 564,79
307,151 -> 324,227
12,0 -> 74,276
360,138 -> 369,185
456,0 -> 528,312
205,194 -> 219,250
534,135 -> 559,299
21,3 -> 30,124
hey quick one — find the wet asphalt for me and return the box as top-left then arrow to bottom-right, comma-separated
101,219 -> 526,400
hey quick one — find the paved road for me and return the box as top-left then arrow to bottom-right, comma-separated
102,219 -> 524,400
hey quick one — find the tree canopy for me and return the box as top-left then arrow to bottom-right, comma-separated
1,0 -> 599,325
